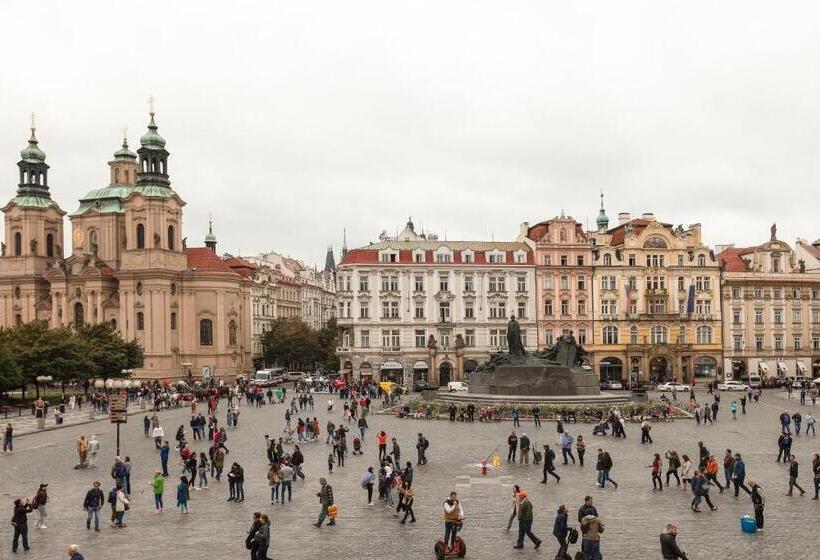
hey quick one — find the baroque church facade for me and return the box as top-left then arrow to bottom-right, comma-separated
0,112 -> 251,380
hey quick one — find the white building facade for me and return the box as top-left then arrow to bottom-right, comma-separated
336,220 -> 536,386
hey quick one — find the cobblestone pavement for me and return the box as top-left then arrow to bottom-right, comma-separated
0,388 -> 817,559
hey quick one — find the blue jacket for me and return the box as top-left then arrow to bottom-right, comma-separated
160,445 -> 170,461
690,476 -> 702,496
733,459 -> 746,480
553,511 -> 568,538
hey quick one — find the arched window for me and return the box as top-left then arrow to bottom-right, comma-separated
13,232 -> 22,256
136,223 -> 145,249
170,312 -> 177,330
167,225 -> 175,251
89,230 -> 98,255
46,233 -> 54,257
630,325 -> 638,344
229,320 -> 237,346
559,228 -> 567,242
15,314 -> 22,326
772,257 -> 781,273
115,168 -> 120,182
697,254 -> 706,267
111,318 -> 117,330
74,302 -> 84,328
124,170 -> 130,183
697,325 -> 713,344
200,319 -> 213,346
602,326 -> 618,344
136,311 -> 144,330
650,326 -> 667,344
136,282 -> 143,295
602,253 -> 611,266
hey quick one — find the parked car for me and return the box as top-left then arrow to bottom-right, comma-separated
717,380 -> 749,392
792,376 -> 810,389
747,374 -> 762,389
447,381 -> 469,392
285,371 -> 305,382
656,381 -> 691,392
600,380 -> 624,390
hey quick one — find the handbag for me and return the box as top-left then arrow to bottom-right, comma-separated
568,527 -> 579,544
327,505 -> 338,519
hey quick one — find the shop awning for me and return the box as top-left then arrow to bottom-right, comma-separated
380,361 -> 403,370
340,368 -> 352,374
796,362 -> 807,374
758,362 -> 769,374
777,362 -> 788,374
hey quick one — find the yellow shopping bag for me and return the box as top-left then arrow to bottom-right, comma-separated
491,451 -> 501,469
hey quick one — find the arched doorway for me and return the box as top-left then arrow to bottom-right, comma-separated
694,356 -> 717,382
599,357 -> 623,383
74,302 -> 84,328
649,356 -> 669,382
438,361 -> 453,386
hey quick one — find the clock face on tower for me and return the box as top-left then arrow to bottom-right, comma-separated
73,228 -> 84,248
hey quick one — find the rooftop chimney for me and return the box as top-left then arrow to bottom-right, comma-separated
618,212 -> 631,225
642,212 -> 655,221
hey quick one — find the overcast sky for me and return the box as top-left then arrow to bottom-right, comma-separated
2,2 -> 819,266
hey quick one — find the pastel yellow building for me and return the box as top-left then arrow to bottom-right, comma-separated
589,211 -> 722,385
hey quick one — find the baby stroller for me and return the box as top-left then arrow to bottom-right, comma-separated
283,428 -> 296,444
533,449 -> 543,465
592,420 -> 609,436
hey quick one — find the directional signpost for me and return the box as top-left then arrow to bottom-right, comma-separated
109,394 -> 128,456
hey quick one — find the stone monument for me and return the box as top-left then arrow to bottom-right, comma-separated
468,317 -> 601,396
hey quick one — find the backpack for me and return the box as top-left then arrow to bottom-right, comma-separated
107,489 -> 117,505
422,438 -> 430,450
568,527 -> 579,544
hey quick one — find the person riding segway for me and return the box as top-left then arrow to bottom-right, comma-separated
435,491 -> 466,558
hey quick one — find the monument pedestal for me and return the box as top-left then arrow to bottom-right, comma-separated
469,364 -> 600,397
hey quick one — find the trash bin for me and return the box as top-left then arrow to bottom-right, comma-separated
740,515 -> 757,533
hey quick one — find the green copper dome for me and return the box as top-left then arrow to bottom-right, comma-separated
596,192 -> 609,230
114,137 -> 137,160
20,130 -> 46,163
139,113 -> 166,149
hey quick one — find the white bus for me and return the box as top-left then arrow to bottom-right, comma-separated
252,368 -> 286,387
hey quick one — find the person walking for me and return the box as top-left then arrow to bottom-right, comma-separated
648,453 -> 664,491
552,504 -> 571,560
665,450 -> 681,487
159,441 -> 170,477
152,471 -> 164,512
600,451 -> 617,488
512,490 -> 541,550
252,514 -> 271,560
576,435 -> 586,466
362,467 -> 375,505
541,445 -> 561,483
279,462 -> 293,503
246,512 -> 263,560
812,453 -> 820,499
560,431 -> 576,465
177,476 -> 190,513
11,498 -> 33,552
786,455 -> 806,496
197,452 -> 209,489
376,431 -> 388,461
806,414 -> 816,436
749,480 -> 765,531
313,477 -> 335,527
505,485 -> 520,531
660,524 -> 689,560
399,480 -> 415,523
152,424 -> 164,449
640,419 -> 653,444
3,423 -> 13,453
532,406 -> 541,427
416,433 -> 429,465
32,483 -> 48,529
390,437 -> 401,466
507,430 -> 518,463
704,455 -> 724,493
680,454 -> 692,492
113,484 -> 129,528
83,481 -> 104,531
722,449 -> 735,491
732,453 -> 752,497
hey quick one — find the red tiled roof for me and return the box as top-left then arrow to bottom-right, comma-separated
339,248 -> 533,266
186,248 -> 238,274
526,220 -> 586,242
225,256 -> 258,277
717,247 -> 752,272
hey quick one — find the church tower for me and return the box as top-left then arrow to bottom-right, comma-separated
0,119 -> 66,326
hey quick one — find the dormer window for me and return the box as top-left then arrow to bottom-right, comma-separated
462,251 -> 474,263
603,253 -> 612,266
380,252 -> 398,263
772,257 -> 781,273
697,254 -> 706,267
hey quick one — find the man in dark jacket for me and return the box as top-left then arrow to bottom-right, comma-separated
291,446 -> 306,480
246,512 -> 262,558
512,491 -> 541,549
660,524 -> 688,559
11,498 -> 32,552
577,495 -> 598,523
507,431 -> 518,463
552,504 -> 570,560
83,481 -> 104,531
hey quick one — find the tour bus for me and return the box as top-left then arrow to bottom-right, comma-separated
252,368 -> 286,387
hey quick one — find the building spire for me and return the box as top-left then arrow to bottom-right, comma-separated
341,228 -> 348,258
17,114 -> 50,198
205,214 -> 218,252
596,189 -> 609,231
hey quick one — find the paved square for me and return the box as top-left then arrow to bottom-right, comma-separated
0,389 -> 817,559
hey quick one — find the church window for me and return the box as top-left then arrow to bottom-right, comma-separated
111,318 -> 117,330
124,170 -> 130,183
136,282 -> 143,296
74,302 -> 84,328
46,233 -> 54,257
115,168 -> 120,182
14,232 -> 21,256
15,314 -> 22,326
170,282 -> 177,295
170,312 -> 177,330
200,319 -> 213,346
136,312 -> 144,330
136,223 -> 145,249
168,225 -> 175,251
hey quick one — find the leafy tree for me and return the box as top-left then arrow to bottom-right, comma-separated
78,323 -> 144,380
0,340 -> 23,394
262,317 -> 323,370
318,317 -> 339,372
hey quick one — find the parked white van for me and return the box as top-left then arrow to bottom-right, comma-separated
747,374 -> 762,389
447,381 -> 468,392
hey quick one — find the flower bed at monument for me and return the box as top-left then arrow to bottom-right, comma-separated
402,399 -> 689,422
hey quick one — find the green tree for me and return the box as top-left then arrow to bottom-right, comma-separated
318,317 -> 339,372
78,323 -> 144,380
0,340 -> 23,394
262,317 -> 323,370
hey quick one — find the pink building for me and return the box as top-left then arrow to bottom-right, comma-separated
523,213 -> 594,350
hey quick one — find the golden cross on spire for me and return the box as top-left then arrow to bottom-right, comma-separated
147,95 -> 155,116
29,112 -> 36,133
123,126 -> 128,139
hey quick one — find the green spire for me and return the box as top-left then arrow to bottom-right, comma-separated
20,127 -> 46,163
139,111 -> 166,150
205,215 -> 217,251
596,190 -> 609,230
114,134 -> 137,160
